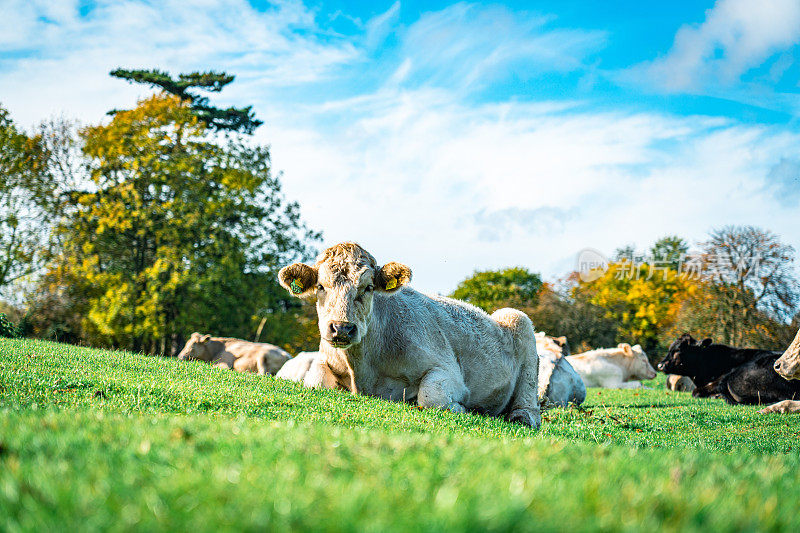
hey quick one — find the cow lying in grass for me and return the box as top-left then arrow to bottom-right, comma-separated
565,343 -> 656,389
665,374 -> 696,393
709,351 -> 800,405
535,332 -> 586,407
276,352 -> 317,383
657,334 -> 779,398
760,328 -> 800,413
278,242 -> 542,428
177,332 -> 291,375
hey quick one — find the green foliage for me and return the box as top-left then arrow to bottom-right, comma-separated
3,337 -> 800,531
451,267 -> 542,313
575,262 -> 697,352
48,94 -> 319,353
0,104 -> 52,294
527,280 -> 619,352
650,235 -> 689,270
0,313 -> 18,338
110,68 -> 262,134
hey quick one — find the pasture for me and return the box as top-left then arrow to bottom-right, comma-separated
2,337 -> 800,531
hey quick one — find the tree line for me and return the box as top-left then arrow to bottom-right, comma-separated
0,69 -> 321,354
453,230 -> 799,358
1,69 -> 797,357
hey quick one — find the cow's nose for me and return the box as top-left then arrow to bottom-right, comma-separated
329,321 -> 357,340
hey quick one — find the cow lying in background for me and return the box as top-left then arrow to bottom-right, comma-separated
535,332 -> 586,407
709,351 -> 800,405
177,332 -> 291,375
759,328 -> 800,413
278,242 -> 542,428
657,333 -> 778,397
666,374 -> 696,393
565,343 -> 656,389
276,352 -> 318,382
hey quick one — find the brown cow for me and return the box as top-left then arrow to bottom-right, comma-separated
665,374 -> 696,392
177,332 -> 290,375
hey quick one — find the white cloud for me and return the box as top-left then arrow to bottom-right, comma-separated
0,0 -> 358,127
766,158 -> 800,206
628,0 -> 800,92
263,89 -> 800,293
392,3 -> 606,91
1,0 -> 798,295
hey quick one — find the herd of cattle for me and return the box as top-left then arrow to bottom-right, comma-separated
175,242 -> 800,427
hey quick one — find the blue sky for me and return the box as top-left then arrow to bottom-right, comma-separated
1,0 -> 799,293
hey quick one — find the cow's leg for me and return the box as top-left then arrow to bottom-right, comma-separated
417,367 -> 468,413
255,355 -> 269,376
491,309 -> 541,430
758,400 -> 800,414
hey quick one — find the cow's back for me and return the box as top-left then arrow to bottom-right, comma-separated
718,352 -> 800,405
216,338 -> 291,375
276,352 -> 317,382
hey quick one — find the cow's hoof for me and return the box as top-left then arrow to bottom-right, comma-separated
448,402 -> 466,414
509,408 -> 541,430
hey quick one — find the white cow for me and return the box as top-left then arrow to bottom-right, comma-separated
278,242 -> 542,428
760,328 -> 800,414
535,332 -> 586,407
177,332 -> 291,375
276,352 -> 318,382
566,343 -> 656,389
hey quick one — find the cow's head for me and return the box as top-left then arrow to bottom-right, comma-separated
535,332 -> 570,358
278,242 -> 411,350
774,329 -> 800,380
656,334 -> 711,375
177,332 -> 212,361
619,343 -> 657,380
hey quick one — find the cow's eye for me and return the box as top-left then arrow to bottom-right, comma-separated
365,285 -> 374,292
316,284 -> 324,291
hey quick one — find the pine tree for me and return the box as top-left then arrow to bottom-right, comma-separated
109,68 -> 263,134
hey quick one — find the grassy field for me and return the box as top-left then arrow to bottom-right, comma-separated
2,337 -> 800,531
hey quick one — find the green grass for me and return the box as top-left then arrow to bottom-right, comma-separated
2,338 -> 800,532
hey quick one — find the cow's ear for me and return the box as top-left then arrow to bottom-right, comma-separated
199,334 -> 211,343
375,262 -> 412,293
700,338 -> 712,347
279,263 -> 318,297
619,343 -> 633,356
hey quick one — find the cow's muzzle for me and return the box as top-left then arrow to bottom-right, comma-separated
327,321 -> 358,348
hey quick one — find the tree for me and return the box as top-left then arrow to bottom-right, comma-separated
49,94 -> 319,353
0,105 -> 51,297
527,279 -> 619,353
110,69 -> 262,134
650,235 -> 688,271
675,226 -> 798,347
451,267 -> 543,313
573,257 -> 698,352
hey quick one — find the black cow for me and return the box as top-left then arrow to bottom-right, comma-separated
657,333 -> 779,398
710,352 -> 800,405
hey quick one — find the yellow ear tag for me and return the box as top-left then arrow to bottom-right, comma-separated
385,278 -> 397,290
290,279 -> 304,294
